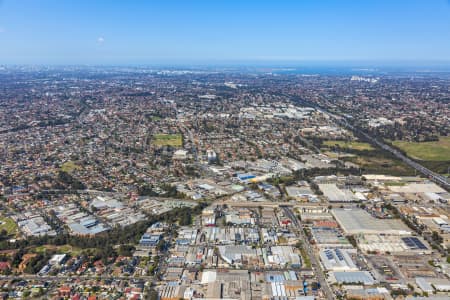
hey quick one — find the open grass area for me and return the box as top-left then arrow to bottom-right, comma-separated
33,244 -> 84,255
344,155 -> 415,176
0,217 -> 18,236
392,137 -> 450,161
153,134 -> 182,147
323,140 -> 374,151
60,161 -> 81,173
384,181 -> 407,186
150,116 -> 162,121
323,151 -> 356,159
299,248 -> 311,268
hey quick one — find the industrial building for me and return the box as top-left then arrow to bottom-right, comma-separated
318,183 -> 357,202
416,277 -> 450,293
17,216 -> 56,237
139,233 -> 162,247
203,227 -> 260,244
311,227 -> 352,248
218,245 -> 261,266
332,271 -> 375,285
68,218 -> 109,236
319,248 -> 358,271
357,234 -> 431,254
265,246 -> 302,268
332,208 -> 411,235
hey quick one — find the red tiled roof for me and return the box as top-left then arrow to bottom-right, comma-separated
0,262 -> 11,270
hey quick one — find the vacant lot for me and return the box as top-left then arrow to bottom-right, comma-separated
323,140 -> 374,151
153,134 -> 182,147
0,217 -> 18,236
392,137 -> 450,161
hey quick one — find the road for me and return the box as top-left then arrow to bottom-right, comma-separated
180,124 -> 198,161
281,206 -> 334,300
152,225 -> 177,281
0,274 -> 154,281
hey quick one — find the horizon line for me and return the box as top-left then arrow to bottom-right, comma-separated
2,59 -> 450,67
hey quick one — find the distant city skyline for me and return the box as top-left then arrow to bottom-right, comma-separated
0,0 -> 450,64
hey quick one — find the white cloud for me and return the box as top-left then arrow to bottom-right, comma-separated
97,36 -> 105,44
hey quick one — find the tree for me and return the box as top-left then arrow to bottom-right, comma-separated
118,244 -> 135,257
145,288 -> 158,300
432,231 -> 443,244
179,211 -> 192,226
156,239 -> 166,252
22,290 -> 31,298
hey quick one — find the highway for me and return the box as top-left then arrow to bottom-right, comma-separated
336,117 -> 450,189
293,96 -> 450,190
281,206 -> 334,300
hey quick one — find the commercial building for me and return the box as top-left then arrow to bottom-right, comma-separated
17,216 -> 56,237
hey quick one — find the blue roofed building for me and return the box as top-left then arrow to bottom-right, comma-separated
139,233 -> 162,247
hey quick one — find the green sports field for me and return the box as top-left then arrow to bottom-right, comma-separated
60,161 -> 81,173
0,217 -> 18,236
153,134 -> 183,147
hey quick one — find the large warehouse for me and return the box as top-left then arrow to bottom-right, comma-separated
332,208 -> 411,235
319,248 -> 358,271
318,183 -> 357,202
332,271 -> 376,285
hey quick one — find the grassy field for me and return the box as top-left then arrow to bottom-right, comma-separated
60,161 -> 81,173
384,181 -> 406,186
150,116 -> 162,121
323,151 -> 356,159
153,134 -> 182,147
0,217 -> 18,236
33,244 -> 84,255
344,155 -> 415,176
323,140 -> 374,151
299,248 -> 311,268
392,137 -> 450,161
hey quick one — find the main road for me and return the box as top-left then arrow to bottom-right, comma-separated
281,206 -> 334,300
0,274 -> 154,281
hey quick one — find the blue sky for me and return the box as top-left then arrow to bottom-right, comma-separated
0,0 -> 449,64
